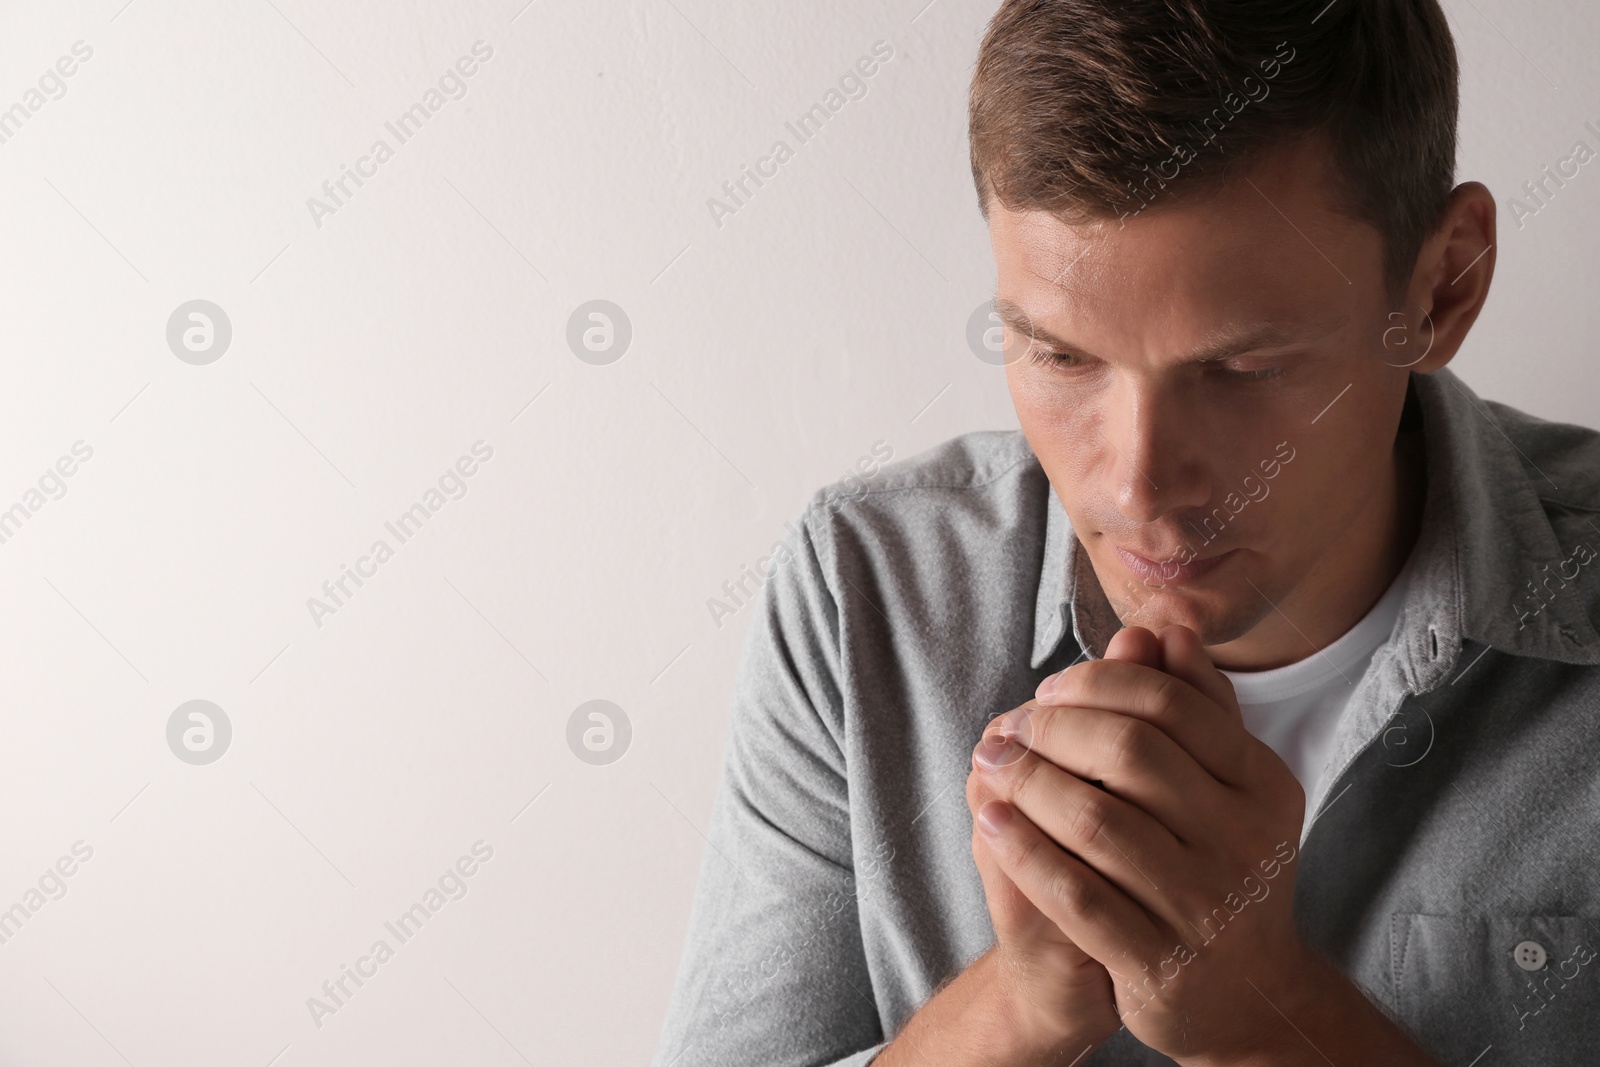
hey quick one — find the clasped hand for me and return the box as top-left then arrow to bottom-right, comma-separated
965,624 -> 1313,1064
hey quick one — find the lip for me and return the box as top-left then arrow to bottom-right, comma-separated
1114,545 -> 1237,587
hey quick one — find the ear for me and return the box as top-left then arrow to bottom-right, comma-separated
1401,181 -> 1496,375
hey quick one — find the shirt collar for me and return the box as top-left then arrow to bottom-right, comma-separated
1030,367 -> 1600,676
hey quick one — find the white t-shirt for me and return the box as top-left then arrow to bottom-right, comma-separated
1218,553 -> 1414,819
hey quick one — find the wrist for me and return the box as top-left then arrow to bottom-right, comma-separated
1176,945 -> 1325,1067
979,949 -> 1109,1064
1186,948 -> 1432,1067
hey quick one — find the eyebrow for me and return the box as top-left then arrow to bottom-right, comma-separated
990,297 -> 1345,364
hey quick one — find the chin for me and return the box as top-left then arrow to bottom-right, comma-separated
1109,586 -> 1260,647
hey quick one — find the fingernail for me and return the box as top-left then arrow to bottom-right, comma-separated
974,732 -> 1014,769
990,705 -> 1031,739
977,800 -> 1013,835
1035,670 -> 1064,702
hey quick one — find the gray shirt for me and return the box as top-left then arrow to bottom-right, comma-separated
650,367 -> 1600,1066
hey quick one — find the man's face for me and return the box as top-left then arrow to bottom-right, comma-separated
991,136 -> 1417,660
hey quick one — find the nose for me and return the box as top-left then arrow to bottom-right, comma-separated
1101,374 -> 1210,525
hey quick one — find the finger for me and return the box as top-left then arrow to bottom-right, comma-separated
1156,624 -> 1239,719
1148,627 -> 1307,826
1034,624 -> 1160,706
967,769 -> 1097,964
988,704 -> 1219,843
1032,659 -> 1250,786
975,734 -> 1190,931
972,827 -> 1092,957
1102,625 -> 1164,670
976,798 -> 1167,975
970,816 -> 1037,940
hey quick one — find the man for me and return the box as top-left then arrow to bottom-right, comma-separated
652,1 -> 1600,1064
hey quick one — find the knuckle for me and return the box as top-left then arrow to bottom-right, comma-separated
1043,858 -> 1095,920
1244,738 -> 1292,793
1144,671 -> 1183,720
1105,716 -> 1156,773
1007,818 -> 1048,874
1050,661 -> 1098,705
1001,748 -> 1040,799
968,761 -> 1003,800
1077,658 -> 1113,685
1066,791 -> 1112,851
1010,701 -> 1049,748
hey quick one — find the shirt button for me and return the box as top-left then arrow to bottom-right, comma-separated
1513,940 -> 1548,971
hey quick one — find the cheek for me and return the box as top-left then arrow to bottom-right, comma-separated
1004,359 -> 1058,415
1006,366 -> 1098,452
1255,451 -> 1352,550
1028,418 -> 1102,500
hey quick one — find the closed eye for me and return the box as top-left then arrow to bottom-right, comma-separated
1214,364 -> 1286,381
1026,344 -> 1287,382
1024,344 -> 1089,372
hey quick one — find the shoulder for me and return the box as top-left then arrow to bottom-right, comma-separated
1481,398 -> 1600,638
794,430 -> 1047,563
1482,398 -> 1600,521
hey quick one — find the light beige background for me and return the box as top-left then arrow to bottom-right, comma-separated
0,1 -> 1594,1064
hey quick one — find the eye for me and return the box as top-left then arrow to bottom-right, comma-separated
1220,365 -> 1285,382
1022,340 -> 1290,381
1024,344 -> 1087,371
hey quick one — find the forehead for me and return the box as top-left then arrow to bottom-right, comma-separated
988,139 -> 1383,346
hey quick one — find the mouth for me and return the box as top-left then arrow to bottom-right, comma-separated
1113,544 -> 1237,587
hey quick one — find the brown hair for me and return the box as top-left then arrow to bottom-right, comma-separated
968,0 -> 1459,304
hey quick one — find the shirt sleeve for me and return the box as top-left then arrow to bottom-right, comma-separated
649,503 -> 886,1067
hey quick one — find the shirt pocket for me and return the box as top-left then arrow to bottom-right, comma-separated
1391,913 -> 1600,1062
